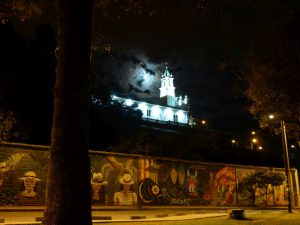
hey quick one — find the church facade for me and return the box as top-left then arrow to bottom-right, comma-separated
112,65 -> 189,124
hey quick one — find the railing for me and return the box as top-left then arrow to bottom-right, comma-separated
141,117 -> 191,127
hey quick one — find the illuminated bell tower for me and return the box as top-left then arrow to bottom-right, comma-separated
159,64 -> 176,98
159,64 -> 177,107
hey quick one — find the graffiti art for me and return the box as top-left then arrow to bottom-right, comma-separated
0,143 -> 297,207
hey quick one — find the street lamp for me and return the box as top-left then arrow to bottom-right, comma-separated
250,130 -> 258,150
269,114 -> 293,213
231,139 -> 238,148
251,138 -> 258,150
201,120 -> 208,128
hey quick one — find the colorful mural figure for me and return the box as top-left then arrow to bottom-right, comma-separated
113,173 -> 138,206
215,167 -> 236,206
15,171 -> 41,205
185,169 -> 200,197
91,172 -> 107,205
102,156 -> 138,186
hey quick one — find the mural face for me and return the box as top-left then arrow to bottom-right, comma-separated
15,171 -> 41,205
0,144 -> 296,207
90,172 -> 107,204
113,173 -> 138,206
18,171 -> 41,197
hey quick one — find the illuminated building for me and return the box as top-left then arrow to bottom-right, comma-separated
112,65 -> 189,124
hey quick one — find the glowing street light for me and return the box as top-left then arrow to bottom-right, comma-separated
258,146 -> 263,150
231,139 -> 238,148
200,120 -> 208,128
268,114 -> 275,119
250,137 -> 258,150
269,114 -> 293,213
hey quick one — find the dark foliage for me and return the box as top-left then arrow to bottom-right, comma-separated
0,21 -> 55,144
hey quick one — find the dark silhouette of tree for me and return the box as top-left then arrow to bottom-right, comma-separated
43,0 -> 93,225
245,6 -> 300,144
0,20 -> 55,143
0,109 -> 16,141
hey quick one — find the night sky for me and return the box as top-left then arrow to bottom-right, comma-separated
91,2 -> 277,133
8,1 -> 292,133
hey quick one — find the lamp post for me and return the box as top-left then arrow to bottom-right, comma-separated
251,138 -> 257,150
251,131 -> 258,150
269,115 -> 293,213
280,120 -> 293,213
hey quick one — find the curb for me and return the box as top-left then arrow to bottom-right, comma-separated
0,213 -> 228,224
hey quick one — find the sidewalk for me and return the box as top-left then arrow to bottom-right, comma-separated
0,206 -> 298,224
0,208 -> 227,224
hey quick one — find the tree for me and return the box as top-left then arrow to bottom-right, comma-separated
240,170 -> 285,206
240,172 -> 256,206
0,109 -> 16,141
244,7 -> 300,143
0,20 -> 56,144
42,0 -> 93,225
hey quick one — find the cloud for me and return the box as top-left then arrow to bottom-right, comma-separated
93,50 -> 163,100
140,63 -> 156,76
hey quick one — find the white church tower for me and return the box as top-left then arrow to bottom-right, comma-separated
159,64 -> 176,98
159,64 -> 188,108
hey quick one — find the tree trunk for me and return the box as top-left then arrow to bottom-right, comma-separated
43,0 -> 93,225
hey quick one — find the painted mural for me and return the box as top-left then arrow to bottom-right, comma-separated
0,149 -> 47,206
0,143 -> 298,207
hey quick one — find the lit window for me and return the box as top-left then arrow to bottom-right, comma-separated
173,114 -> 178,122
147,109 -> 151,117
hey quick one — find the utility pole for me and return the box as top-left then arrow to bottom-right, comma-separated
281,120 -> 293,213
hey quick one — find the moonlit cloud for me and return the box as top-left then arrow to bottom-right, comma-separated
95,50 -> 164,100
